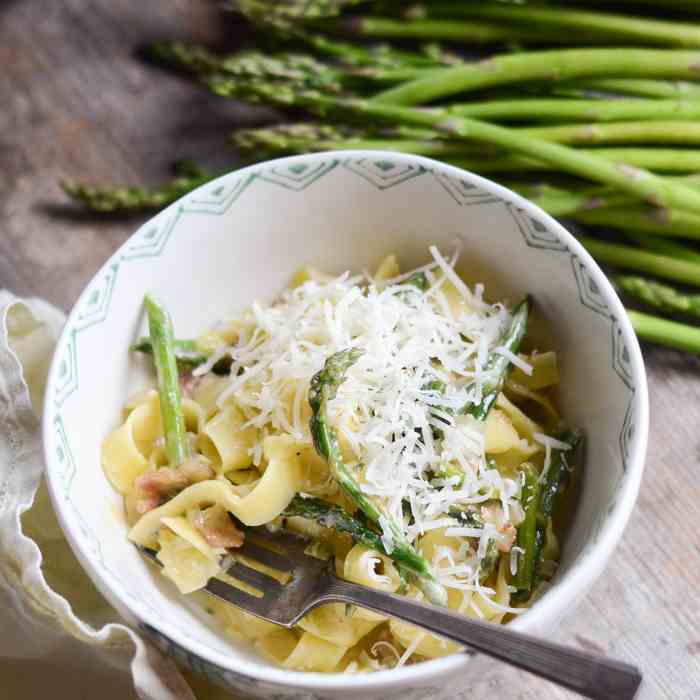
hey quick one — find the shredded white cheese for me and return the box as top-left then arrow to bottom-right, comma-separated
206,246 -> 526,586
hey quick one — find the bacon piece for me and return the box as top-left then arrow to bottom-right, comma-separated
192,505 -> 244,549
133,457 -> 214,513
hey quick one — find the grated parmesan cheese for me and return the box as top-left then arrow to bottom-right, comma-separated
204,246 -> 528,587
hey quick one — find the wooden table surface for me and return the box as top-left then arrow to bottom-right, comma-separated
2,2 -> 699,699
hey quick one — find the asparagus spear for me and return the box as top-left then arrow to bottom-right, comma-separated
428,4 -> 700,48
64,148 -> 700,214
308,348 -> 448,606
539,430 -> 582,521
372,48 -> 700,106
521,121 -> 700,146
573,205 -> 700,240
326,16 -> 594,46
616,276 -> 700,319
144,295 -> 190,466
230,0 -> 366,31
448,97 -> 700,124
449,148 -> 700,174
62,165 -> 214,213
557,78 -> 700,100
149,42 -> 419,91
628,310 -> 700,354
463,297 -> 530,421
448,506 -> 484,529
479,539 -> 499,580
512,462 -> 540,591
131,337 -> 209,366
209,77 -> 700,214
511,177 -> 700,218
283,494 -> 392,553
620,232 -> 700,263
578,236 -> 700,288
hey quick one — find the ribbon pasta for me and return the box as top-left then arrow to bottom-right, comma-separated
102,250 -> 573,673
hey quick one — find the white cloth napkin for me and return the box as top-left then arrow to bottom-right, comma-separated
0,291 -> 230,700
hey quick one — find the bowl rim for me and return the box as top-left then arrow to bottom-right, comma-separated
43,150 -> 649,691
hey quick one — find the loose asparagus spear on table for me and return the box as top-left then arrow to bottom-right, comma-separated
618,277 -> 700,320
309,348 -> 448,606
372,48 -> 700,106
206,75 -> 700,214
144,295 -> 190,466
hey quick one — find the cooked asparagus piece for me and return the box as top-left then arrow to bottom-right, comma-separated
539,430 -> 582,521
617,276 -> 700,319
463,296 -> 530,421
144,295 -> 190,466
479,539 -> 499,580
131,337 -> 209,366
284,495 -> 385,552
512,462 -> 541,592
448,506 -> 484,529
309,348 -> 448,605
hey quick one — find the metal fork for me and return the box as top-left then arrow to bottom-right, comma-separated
138,526 -> 642,699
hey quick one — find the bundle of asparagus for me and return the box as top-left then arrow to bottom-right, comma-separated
64,0 -> 700,356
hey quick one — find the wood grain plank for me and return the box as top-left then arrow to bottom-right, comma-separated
1,2 -> 699,699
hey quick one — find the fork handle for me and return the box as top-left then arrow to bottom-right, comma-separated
318,578 -> 642,699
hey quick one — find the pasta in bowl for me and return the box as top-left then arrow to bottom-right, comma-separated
105,245 -> 581,673
43,151 -> 647,700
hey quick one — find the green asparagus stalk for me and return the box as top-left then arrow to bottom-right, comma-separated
231,123 -> 466,160
283,494 -> 387,552
326,16 -> 597,45
372,48 -> 700,106
520,121 -> 700,146
426,4 -> 700,48
479,539 -> 499,580
448,98 -> 700,124
131,337 -> 209,366
616,277 -> 700,319
620,232 -> 700,263
539,430 -> 582,521
209,78 -> 700,214
62,163 -> 214,213
556,78 -> 700,100
628,310 -> 700,354
578,236 -> 700,288
448,506 -> 484,529
463,297 -> 530,421
301,32 -> 455,68
144,295 -> 190,466
449,148 -> 700,174
512,462 -> 540,591
308,348 -> 448,605
229,0 -> 366,30
573,205 -> 700,240
510,176 -> 700,217
152,42 -> 437,92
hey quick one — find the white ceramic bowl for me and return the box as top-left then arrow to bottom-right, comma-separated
43,151 -> 648,700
